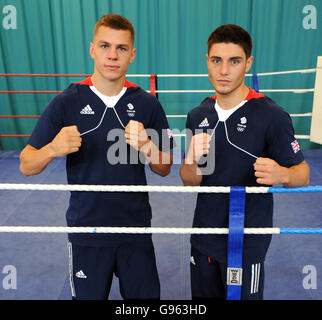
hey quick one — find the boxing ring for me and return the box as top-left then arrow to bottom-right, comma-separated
0,64 -> 322,300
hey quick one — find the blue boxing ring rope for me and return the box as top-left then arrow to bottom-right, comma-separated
268,186 -> 322,193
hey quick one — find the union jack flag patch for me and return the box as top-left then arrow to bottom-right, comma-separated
167,128 -> 173,138
291,140 -> 300,153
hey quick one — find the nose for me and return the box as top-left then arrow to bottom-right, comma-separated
219,61 -> 229,75
107,46 -> 118,60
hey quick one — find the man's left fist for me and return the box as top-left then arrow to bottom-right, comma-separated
124,120 -> 150,151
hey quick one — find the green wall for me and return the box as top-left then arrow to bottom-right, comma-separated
0,0 -> 321,150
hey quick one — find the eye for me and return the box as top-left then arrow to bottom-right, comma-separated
101,44 -> 108,49
231,59 -> 240,65
118,46 -> 127,52
211,58 -> 221,64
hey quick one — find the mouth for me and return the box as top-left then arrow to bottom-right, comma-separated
217,80 -> 231,84
104,65 -> 120,71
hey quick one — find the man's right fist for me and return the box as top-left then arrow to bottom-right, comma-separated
49,126 -> 82,157
186,132 -> 211,164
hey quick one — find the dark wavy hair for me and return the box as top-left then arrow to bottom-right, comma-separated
207,24 -> 252,58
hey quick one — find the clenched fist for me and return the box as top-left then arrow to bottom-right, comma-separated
49,126 -> 82,157
186,132 -> 211,164
124,120 -> 150,152
253,157 -> 286,185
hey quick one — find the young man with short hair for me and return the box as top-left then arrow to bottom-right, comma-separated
180,24 -> 309,300
20,14 -> 173,300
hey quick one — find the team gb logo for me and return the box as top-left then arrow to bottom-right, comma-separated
237,117 -> 247,132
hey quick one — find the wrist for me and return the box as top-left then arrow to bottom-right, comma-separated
140,139 -> 152,157
185,147 -> 197,165
46,142 -> 58,159
184,157 -> 199,169
281,167 -> 291,186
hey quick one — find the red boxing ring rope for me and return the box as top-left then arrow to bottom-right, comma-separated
0,70 -> 316,141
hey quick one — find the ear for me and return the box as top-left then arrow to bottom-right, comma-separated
130,48 -> 136,64
206,53 -> 210,68
245,56 -> 254,72
89,42 -> 95,59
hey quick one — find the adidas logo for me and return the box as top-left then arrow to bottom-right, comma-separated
198,117 -> 209,127
75,270 -> 87,279
80,105 -> 95,115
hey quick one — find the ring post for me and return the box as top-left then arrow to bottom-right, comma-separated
226,186 -> 246,300
310,56 -> 322,144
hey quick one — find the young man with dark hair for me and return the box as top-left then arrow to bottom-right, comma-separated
180,24 -> 309,300
20,14 -> 173,300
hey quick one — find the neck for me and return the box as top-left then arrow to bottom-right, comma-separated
91,72 -> 125,96
216,84 -> 249,109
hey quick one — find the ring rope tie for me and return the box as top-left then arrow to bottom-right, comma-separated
149,74 -> 157,97
252,74 -> 259,92
227,186 -> 246,300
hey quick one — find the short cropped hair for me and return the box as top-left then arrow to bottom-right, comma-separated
93,14 -> 135,44
207,24 -> 252,58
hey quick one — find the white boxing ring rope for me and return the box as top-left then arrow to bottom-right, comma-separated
142,67 -> 316,140
152,89 -> 314,93
0,183 -> 322,235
